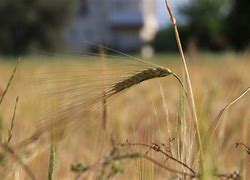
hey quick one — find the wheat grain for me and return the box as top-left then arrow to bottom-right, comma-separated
108,67 -> 172,95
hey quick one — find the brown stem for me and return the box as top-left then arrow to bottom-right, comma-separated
164,0 -> 203,163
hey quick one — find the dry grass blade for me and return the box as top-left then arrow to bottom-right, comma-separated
207,87 -> 250,137
6,97 -> 19,144
0,59 -> 19,107
164,0 -> 203,161
100,47 -> 108,130
102,95 -> 107,129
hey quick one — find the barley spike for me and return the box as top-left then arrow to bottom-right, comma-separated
109,67 -> 172,94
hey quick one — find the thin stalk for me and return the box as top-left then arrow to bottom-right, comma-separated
48,138 -> 57,180
0,59 -> 19,108
164,0 -> 203,162
6,97 -> 19,144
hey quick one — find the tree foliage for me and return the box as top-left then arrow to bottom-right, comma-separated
179,0 -> 228,51
226,0 -> 250,50
0,0 -> 75,55
152,26 -> 189,52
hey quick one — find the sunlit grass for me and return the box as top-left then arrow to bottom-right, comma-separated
0,53 -> 249,179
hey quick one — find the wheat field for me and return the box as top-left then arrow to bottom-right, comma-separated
0,52 -> 249,179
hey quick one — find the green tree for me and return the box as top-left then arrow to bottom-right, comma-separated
179,0 -> 228,51
226,0 -> 250,50
152,26 -> 189,52
0,0 -> 75,55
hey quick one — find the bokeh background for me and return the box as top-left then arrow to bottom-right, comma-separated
0,0 -> 249,56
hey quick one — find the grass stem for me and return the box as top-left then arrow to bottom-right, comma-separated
164,0 -> 203,163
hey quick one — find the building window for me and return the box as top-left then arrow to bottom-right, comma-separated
78,0 -> 89,16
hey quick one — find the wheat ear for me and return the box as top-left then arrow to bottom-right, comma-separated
106,67 -> 184,96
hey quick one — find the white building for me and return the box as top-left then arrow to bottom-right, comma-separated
66,0 -> 159,52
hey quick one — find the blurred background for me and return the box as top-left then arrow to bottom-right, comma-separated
0,0 -> 249,57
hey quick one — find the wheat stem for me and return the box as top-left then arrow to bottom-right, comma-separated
207,87 -> 250,137
100,47 -> 108,130
164,0 -> 203,163
48,138 -> 57,180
